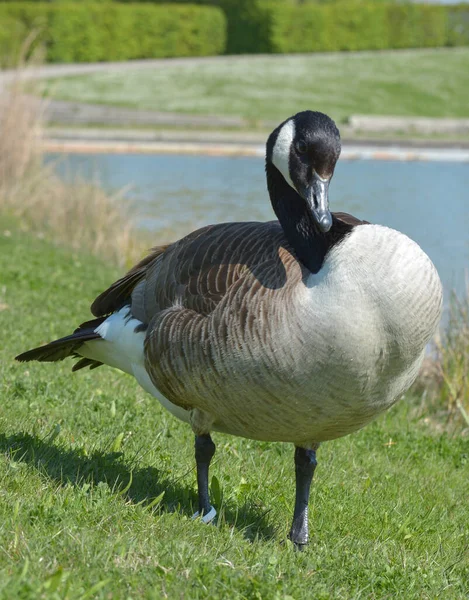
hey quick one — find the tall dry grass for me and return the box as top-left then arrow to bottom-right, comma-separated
0,64 -> 147,267
434,292 -> 469,430
413,294 -> 469,434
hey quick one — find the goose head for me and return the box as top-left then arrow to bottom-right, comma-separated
265,111 -> 342,273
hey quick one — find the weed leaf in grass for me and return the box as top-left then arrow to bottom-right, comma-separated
211,474 -> 222,507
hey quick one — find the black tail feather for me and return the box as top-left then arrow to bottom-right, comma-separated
72,357 -> 103,372
15,317 -> 106,366
75,316 -> 109,333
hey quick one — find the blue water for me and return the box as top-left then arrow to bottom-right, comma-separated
48,153 -> 469,297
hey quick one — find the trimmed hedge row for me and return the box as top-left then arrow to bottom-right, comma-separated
0,3 -> 226,62
446,4 -> 469,46
250,1 -> 469,54
269,3 -> 451,53
1,1 -> 468,61
119,0 -> 469,54
117,0 -> 282,54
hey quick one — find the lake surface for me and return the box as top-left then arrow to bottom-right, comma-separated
48,153 -> 469,297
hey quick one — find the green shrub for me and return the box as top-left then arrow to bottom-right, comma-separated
269,3 -> 390,53
115,0 -> 282,54
386,4 -> 447,49
446,4 -> 469,46
119,0 -> 469,55
259,2 -> 464,54
1,1 -> 468,60
0,3 -> 226,62
216,0 -> 276,54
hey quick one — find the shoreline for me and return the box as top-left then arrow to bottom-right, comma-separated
42,136 -> 469,162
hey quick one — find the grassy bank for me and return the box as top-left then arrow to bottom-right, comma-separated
40,48 -> 469,124
1,225 -> 468,598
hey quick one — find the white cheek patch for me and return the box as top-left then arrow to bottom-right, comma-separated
272,119 -> 295,189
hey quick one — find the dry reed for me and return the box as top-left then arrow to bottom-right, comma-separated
435,292 -> 469,429
0,61 -> 148,267
412,293 -> 469,434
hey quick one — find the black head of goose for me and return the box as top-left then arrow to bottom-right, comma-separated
16,110 -> 443,549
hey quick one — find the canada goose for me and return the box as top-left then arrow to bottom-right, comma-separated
16,111 -> 442,548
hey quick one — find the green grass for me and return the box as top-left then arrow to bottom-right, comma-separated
41,49 -> 469,124
1,223 -> 468,599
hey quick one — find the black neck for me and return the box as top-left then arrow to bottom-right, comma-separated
266,163 -> 346,274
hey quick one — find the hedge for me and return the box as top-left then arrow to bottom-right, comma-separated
1,1 -> 468,61
446,4 -> 469,46
116,0 -> 283,54
115,0 -> 469,55
0,3 -> 226,62
268,3 -> 452,53
257,2 -> 468,54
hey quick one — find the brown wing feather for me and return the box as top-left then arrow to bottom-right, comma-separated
130,221 -> 298,323
142,222 -> 304,411
90,245 -> 169,317
90,213 -> 368,324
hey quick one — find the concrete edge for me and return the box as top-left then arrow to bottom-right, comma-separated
41,138 -> 469,162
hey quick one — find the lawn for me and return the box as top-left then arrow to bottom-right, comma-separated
0,224 -> 468,599
40,49 -> 469,124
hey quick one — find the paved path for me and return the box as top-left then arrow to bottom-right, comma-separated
46,126 -> 469,149
0,56 -> 233,88
43,127 -> 469,162
40,98 -> 247,129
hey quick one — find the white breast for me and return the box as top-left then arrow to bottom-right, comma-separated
305,224 -> 443,353
293,224 -> 443,433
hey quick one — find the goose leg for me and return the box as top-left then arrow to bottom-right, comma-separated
288,445 -> 318,549
193,433 -> 216,523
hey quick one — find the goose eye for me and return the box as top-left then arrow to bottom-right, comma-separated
296,140 -> 307,154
